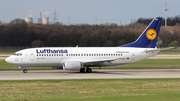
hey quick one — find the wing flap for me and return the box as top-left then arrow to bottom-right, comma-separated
82,58 -> 116,65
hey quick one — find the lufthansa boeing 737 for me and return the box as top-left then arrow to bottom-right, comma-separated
5,17 -> 163,73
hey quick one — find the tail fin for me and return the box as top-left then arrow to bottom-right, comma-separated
121,17 -> 162,48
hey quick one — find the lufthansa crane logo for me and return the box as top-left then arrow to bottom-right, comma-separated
146,29 -> 157,40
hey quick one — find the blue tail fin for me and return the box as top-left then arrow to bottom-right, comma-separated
121,17 -> 162,48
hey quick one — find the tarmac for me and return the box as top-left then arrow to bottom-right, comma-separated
0,69 -> 180,80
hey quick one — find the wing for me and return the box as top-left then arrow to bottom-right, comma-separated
82,58 -> 117,66
145,47 -> 174,53
159,47 -> 175,51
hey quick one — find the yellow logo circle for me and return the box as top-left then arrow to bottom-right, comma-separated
146,29 -> 157,40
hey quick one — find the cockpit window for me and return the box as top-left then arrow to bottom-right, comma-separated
13,53 -> 22,56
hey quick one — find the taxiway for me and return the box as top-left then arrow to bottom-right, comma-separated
0,69 -> 180,80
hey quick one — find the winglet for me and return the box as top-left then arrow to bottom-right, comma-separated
121,17 -> 162,48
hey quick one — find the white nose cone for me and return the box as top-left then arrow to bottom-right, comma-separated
5,57 -> 12,64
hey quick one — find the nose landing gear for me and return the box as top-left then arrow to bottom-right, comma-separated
18,66 -> 28,73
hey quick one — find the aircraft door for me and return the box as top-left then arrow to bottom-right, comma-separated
131,50 -> 135,60
29,50 -> 35,60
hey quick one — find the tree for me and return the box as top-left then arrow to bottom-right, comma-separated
5,18 -> 30,46
103,40 -> 114,47
31,40 -> 44,47
8,18 -> 28,31
117,39 -> 126,46
168,40 -> 179,48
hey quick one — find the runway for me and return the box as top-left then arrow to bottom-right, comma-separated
0,69 -> 180,80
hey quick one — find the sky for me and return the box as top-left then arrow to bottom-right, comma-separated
0,0 -> 179,25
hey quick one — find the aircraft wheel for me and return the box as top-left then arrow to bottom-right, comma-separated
80,68 -> 85,73
86,68 -> 92,73
23,69 -> 27,73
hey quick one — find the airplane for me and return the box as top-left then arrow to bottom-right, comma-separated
5,17 -> 162,73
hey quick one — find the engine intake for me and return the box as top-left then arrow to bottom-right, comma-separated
63,61 -> 82,70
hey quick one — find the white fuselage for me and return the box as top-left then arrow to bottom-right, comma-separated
6,47 -> 159,68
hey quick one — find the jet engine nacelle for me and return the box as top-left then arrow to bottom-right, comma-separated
63,61 -> 82,70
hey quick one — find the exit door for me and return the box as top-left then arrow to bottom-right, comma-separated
131,50 -> 135,60
29,50 -> 35,60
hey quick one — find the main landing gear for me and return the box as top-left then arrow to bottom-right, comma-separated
80,67 -> 92,73
23,69 -> 28,73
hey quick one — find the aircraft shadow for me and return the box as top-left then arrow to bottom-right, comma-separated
27,70 -> 132,75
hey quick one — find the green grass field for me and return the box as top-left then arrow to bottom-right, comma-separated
160,49 -> 180,54
0,79 -> 180,101
0,49 -> 18,54
119,59 -> 180,69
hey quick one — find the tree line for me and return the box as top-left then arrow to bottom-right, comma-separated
137,15 -> 180,26
0,16 -> 180,49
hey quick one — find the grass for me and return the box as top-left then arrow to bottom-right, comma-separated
0,60 -> 51,70
0,79 -> 180,101
0,49 -> 18,54
160,49 -> 180,54
118,59 -> 180,69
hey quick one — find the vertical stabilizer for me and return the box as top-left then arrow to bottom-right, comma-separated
121,17 -> 162,48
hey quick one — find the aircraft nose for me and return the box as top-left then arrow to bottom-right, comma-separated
5,56 -> 13,64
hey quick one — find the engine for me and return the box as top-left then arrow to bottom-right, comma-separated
63,61 -> 82,70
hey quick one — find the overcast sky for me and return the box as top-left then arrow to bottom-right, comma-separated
0,0 -> 179,25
